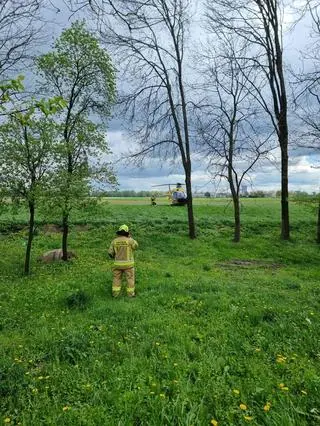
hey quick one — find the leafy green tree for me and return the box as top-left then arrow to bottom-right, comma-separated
44,118 -> 117,225
0,75 -> 25,111
0,110 -> 59,275
37,21 -> 116,260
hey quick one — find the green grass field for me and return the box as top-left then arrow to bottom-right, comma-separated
1,198 -> 319,425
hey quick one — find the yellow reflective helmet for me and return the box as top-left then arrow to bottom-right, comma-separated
118,224 -> 129,233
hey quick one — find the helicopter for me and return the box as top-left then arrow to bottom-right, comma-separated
151,183 -> 188,206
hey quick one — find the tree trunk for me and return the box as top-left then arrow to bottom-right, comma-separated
185,168 -> 196,239
62,148 -> 72,261
275,16 -> 290,241
62,211 -> 69,261
227,135 -> 240,242
233,195 -> 241,242
317,198 -> 320,244
280,140 -> 290,240
24,201 -> 35,275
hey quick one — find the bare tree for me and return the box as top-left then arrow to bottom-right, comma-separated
196,39 -> 274,242
206,0 -> 291,240
292,2 -> 320,243
71,0 -> 197,238
293,1 -> 320,151
0,1 -> 46,79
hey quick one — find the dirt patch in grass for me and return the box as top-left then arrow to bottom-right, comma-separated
42,224 -> 62,234
218,259 -> 282,269
74,224 -> 91,232
42,224 -> 92,233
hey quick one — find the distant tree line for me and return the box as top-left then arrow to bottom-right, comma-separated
93,190 -> 167,197
93,189 -> 320,199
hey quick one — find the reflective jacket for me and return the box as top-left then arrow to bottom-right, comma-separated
108,236 -> 138,269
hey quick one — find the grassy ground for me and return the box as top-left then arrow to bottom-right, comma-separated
1,199 -> 320,425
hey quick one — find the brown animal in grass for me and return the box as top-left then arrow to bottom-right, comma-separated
38,249 -> 77,263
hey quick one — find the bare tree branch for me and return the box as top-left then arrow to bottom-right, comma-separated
205,0 -> 291,240
75,0 -> 197,238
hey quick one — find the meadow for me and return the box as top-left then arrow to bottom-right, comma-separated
0,198 -> 319,425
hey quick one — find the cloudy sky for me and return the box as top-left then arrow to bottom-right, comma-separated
41,1 -> 320,193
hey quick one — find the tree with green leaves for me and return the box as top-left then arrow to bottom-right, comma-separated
0,75 -> 25,111
44,117 -> 117,227
37,21 -> 116,260
0,105 -> 60,275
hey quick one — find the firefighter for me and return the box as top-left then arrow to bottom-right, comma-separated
108,224 -> 138,298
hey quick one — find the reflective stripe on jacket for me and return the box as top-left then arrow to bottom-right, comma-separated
108,236 -> 138,269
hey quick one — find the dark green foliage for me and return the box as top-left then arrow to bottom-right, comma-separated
65,290 -> 91,310
202,264 -> 211,271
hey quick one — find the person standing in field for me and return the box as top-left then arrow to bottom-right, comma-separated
108,224 -> 138,298
150,194 -> 157,206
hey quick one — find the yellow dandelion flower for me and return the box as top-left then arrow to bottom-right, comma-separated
233,389 -> 240,395
255,348 -> 261,352
244,416 -> 253,421
264,402 -> 271,412
4,418 -> 11,424
210,420 -> 218,426
62,406 -> 71,411
276,356 -> 286,364
239,403 -> 247,410
278,383 -> 289,391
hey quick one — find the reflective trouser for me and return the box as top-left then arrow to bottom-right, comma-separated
112,267 -> 135,296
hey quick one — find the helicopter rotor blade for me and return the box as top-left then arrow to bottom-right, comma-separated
151,183 -> 177,187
